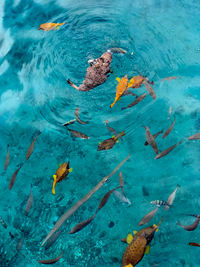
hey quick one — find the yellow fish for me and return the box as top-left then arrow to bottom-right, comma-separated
38,22 -> 65,31
110,75 -> 128,108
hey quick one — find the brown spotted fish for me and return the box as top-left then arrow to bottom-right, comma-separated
52,162 -> 73,195
98,131 -> 125,151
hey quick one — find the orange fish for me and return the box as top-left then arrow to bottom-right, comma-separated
110,75 -> 128,108
38,22 -> 65,31
128,75 -> 145,89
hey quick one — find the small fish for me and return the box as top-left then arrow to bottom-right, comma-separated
9,164 -> 23,190
0,216 -> 7,229
114,191 -> 131,205
138,207 -> 158,226
38,251 -> 63,264
165,185 -> 180,210
155,141 -> 182,159
189,242 -> 200,247
110,75 -> 128,108
67,128 -> 90,139
144,130 -> 163,146
75,107 -> 88,125
128,76 -> 145,89
162,116 -> 176,139
98,131 -> 125,151
144,126 -> 159,154
4,144 -> 10,171
69,215 -> 96,234
122,93 -> 147,110
45,231 -> 62,250
17,235 -> 24,252
161,76 -> 180,82
178,218 -> 200,231
168,106 -> 172,120
143,81 -> 156,99
119,172 -> 125,196
26,132 -> 40,160
52,162 -> 73,195
63,119 -> 76,127
38,22 -> 65,31
105,121 -> 118,136
25,186 -> 33,215
150,200 -> 169,208
96,187 -> 120,212
187,133 -> 200,140
108,47 -> 127,54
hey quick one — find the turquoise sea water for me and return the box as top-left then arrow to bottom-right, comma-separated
0,0 -> 200,266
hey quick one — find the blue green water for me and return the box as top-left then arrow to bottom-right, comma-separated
0,0 -> 200,266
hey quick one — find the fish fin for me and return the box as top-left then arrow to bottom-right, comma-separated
59,163 -> 62,167
116,140 -> 119,143
133,230 -> 138,235
112,135 -> 116,138
124,265 -> 133,267
53,175 -> 57,179
153,224 -> 159,232
56,26 -> 60,29
116,77 -> 121,82
126,233 -> 134,244
131,52 -> 134,55
52,179 -> 57,195
99,141 -> 102,145
145,245 -> 150,254
69,167 -> 73,173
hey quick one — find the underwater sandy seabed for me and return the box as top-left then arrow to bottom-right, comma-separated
0,0 -> 200,266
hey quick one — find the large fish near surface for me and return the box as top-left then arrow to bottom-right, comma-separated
162,116 -> 176,139
187,133 -> 200,140
178,218 -> 200,231
98,131 -> 125,151
144,130 -> 163,146
154,141 -> 182,159
143,81 -> 156,99
4,144 -> 10,171
67,128 -> 90,139
26,132 -> 40,160
138,207 -> 158,226
9,164 -> 23,190
122,93 -> 147,110
67,52 -> 113,91
25,186 -> 33,215
75,107 -> 88,125
144,126 -> 159,154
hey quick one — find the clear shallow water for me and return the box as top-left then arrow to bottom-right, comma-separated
0,0 -> 200,266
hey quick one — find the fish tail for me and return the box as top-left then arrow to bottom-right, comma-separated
115,131 -> 125,140
69,167 -> 73,173
110,98 -> 118,108
52,175 -> 57,195
59,22 -> 66,26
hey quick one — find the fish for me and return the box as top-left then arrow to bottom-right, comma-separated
110,75 -> 129,108
75,107 -> 88,125
17,235 -> 24,251
98,131 -> 125,151
144,126 -> 159,154
108,47 -> 127,54
114,191 -> 131,205
0,216 -> 7,229
9,163 -> 23,190
161,76 -> 180,82
63,119 -> 76,127
168,106 -> 172,120
154,141 -> 182,159
41,155 -> 131,247
189,242 -> 200,247
52,162 -> 73,195
38,251 -> 63,264
143,81 -> 156,99
45,231 -> 62,250
122,93 -> 147,110
138,207 -> 159,226
26,132 -> 40,160
165,185 -> 180,210
105,121 -> 118,136
144,130 -> 163,146
9,232 -> 14,239
4,144 -> 10,171
150,200 -> 169,208
187,214 -> 200,219
162,116 -> 176,139
67,128 -> 89,139
119,172 -> 125,196
25,186 -> 33,215
177,218 -> 200,231
187,133 -> 200,140
96,187 -> 120,213
38,22 -> 65,31
127,76 -> 145,89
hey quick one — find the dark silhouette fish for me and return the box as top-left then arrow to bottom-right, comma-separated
143,81 -> 156,99
187,133 -> 200,140
189,242 -> 200,247
138,207 -> 158,226
177,218 -> 200,231
144,126 -> 159,154
4,144 -> 10,171
67,128 -> 90,139
162,116 -> 176,139
75,107 -> 88,125
122,93 -> 147,110
98,131 -> 125,151
155,141 -> 182,159
9,164 -> 23,190
25,186 -> 33,215
38,251 -> 63,264
63,119 -> 76,127
26,132 -> 40,160
144,130 -> 163,146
